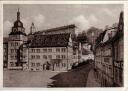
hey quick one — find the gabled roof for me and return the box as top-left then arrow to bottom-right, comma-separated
29,33 -> 71,48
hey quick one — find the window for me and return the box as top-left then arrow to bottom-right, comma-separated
61,48 -> 66,52
48,55 -> 52,59
11,43 -> 13,46
48,49 -> 52,52
31,55 -> 35,59
15,49 -> 17,53
56,48 -> 60,52
31,49 -> 35,53
36,63 -> 40,67
120,24 -> 123,30
62,63 -> 66,67
43,55 -> 47,59
10,55 -> 14,60
13,28 -> 17,32
56,55 -> 60,59
31,63 -> 35,67
61,55 -> 66,59
15,42 -> 18,46
43,49 -> 47,52
10,62 -> 14,66
37,49 -> 40,53
11,49 -> 14,53
36,55 -> 40,59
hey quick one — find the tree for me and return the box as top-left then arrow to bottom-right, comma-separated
77,31 -> 88,43
86,27 -> 103,44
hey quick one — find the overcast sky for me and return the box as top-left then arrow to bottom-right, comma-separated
3,4 -> 123,37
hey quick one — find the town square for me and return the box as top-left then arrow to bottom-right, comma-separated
3,4 -> 123,87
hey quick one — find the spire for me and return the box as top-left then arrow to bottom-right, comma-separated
17,8 -> 20,20
30,22 -> 36,34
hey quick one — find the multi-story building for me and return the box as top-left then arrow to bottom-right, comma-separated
94,27 -> 116,86
113,11 -> 124,86
7,9 -> 27,70
94,11 -> 124,87
27,33 -> 73,71
4,9 -> 76,71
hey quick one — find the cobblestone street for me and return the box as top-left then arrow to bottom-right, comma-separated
4,64 -> 101,87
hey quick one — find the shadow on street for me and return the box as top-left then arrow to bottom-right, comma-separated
48,64 -> 93,87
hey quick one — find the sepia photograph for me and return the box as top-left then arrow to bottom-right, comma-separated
3,3 -> 124,87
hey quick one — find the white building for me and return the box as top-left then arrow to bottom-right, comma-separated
27,33 -> 73,71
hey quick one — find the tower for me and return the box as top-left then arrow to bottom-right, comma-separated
27,22 -> 36,42
8,9 -> 27,69
30,22 -> 36,34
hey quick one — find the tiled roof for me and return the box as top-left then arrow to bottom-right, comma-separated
29,33 -> 70,48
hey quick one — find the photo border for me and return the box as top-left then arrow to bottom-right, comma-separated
0,1 -> 128,91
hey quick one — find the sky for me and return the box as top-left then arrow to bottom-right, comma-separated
3,4 -> 123,37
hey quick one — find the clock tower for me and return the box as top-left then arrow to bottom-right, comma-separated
8,9 -> 27,69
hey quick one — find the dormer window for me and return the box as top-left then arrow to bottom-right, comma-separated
13,28 -> 17,32
18,27 -> 21,32
120,24 -> 123,31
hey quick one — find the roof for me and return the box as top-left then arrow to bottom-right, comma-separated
34,24 -> 75,35
9,31 -> 26,36
29,33 -> 71,48
14,20 -> 23,28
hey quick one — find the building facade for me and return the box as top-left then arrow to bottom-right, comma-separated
113,11 -> 124,86
27,33 -> 73,71
7,9 -> 27,70
94,11 -> 124,87
4,9 -> 76,71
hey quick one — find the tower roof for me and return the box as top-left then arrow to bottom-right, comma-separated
14,8 -> 23,28
9,8 -> 26,36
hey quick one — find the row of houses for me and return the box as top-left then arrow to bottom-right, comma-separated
94,11 -> 124,87
3,9 -> 79,71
